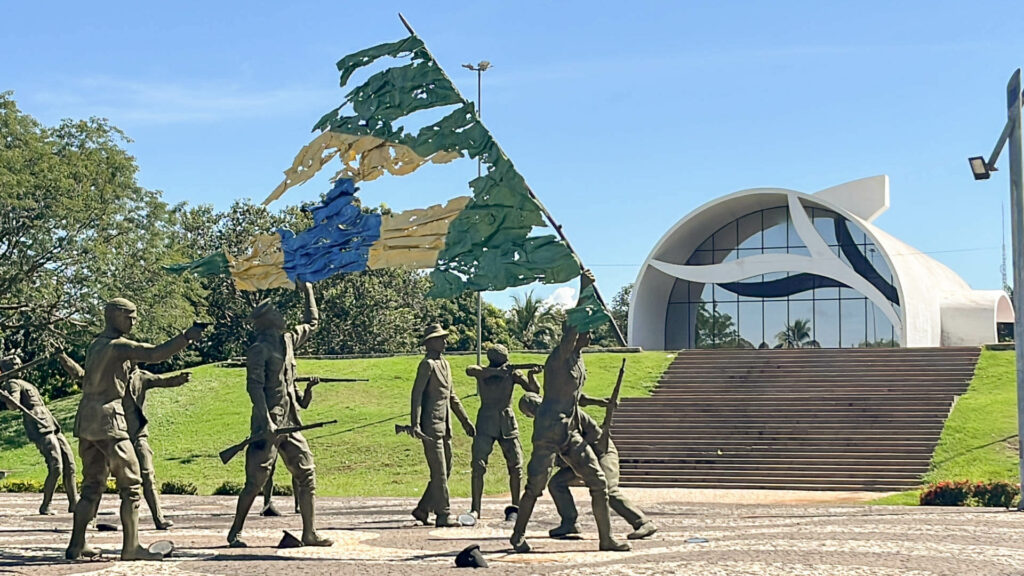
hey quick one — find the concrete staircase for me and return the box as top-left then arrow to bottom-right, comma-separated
612,347 -> 980,491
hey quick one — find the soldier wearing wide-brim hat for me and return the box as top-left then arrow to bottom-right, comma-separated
465,343 -> 540,519
407,323 -> 475,527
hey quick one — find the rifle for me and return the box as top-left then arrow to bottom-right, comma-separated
506,363 -> 543,372
0,389 -> 49,428
394,423 -> 427,439
0,352 -> 59,384
296,376 -> 369,383
597,358 -> 626,454
219,419 -> 337,464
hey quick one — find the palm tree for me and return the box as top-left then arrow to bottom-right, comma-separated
775,318 -> 820,349
507,290 -> 562,349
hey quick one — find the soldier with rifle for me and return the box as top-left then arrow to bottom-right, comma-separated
65,298 -> 206,561
519,359 -> 657,542
259,375 -> 365,516
0,353 -> 79,516
226,281 -> 334,548
58,352 -> 190,530
509,270 -> 630,553
464,344 -> 540,521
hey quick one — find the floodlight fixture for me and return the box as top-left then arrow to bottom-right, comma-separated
969,156 -> 992,180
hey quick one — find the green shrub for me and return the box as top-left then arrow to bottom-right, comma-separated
920,480 -> 1019,507
213,480 -> 244,496
971,480 -> 1019,507
0,479 -> 43,493
160,480 -> 198,495
272,483 -> 294,496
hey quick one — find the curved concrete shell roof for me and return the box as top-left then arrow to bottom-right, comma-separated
630,175 -> 1013,350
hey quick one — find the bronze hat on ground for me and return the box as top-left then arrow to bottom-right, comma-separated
454,543 -> 488,568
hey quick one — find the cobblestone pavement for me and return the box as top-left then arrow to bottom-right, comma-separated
2,490 -> 1023,576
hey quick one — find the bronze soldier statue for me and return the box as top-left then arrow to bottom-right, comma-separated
0,356 -> 78,516
465,344 -> 540,520
509,271 -> 630,553
58,352 -> 190,530
260,377 -> 319,517
65,298 -> 205,561
408,323 -> 475,528
226,281 -> 333,548
518,393 -> 657,541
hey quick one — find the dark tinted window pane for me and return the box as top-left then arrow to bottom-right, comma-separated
714,249 -> 737,264
713,219 -> 738,252
665,303 -> 690,350
738,301 -> 764,348
814,299 -> 840,348
714,302 -> 740,348
669,279 -> 690,303
762,207 -> 788,248
764,299 -> 788,348
787,213 -> 805,248
714,283 -> 739,302
840,298 -> 867,347
694,301 -> 714,348
688,249 -> 712,265
736,248 -> 762,260
788,300 -> 815,346
813,285 -> 839,300
866,303 -> 896,347
811,209 -> 839,246
737,211 -> 763,250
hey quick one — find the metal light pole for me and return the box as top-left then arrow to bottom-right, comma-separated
969,68 -> 1024,506
463,61 -> 491,364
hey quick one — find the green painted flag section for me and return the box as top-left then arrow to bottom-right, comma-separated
164,250 -> 230,277
565,284 -> 613,333
279,33 -> 606,331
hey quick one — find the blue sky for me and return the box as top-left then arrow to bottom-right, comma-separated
3,1 -> 1022,311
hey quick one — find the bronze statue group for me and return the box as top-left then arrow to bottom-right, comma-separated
0,271 -> 656,562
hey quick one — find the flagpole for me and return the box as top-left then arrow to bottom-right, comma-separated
398,13 -> 627,347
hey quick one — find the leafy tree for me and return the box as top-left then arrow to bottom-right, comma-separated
507,290 -> 562,350
591,282 -> 632,347
775,318 -> 820,349
425,291 -> 514,353
694,302 -> 751,349
0,93 -> 201,396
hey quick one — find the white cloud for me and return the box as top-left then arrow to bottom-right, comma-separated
543,287 -> 577,310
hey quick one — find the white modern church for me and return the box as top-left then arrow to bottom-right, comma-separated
629,176 -> 1014,351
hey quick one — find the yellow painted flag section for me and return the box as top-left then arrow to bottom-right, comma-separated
368,196 -> 470,269
228,234 -> 294,291
264,131 -> 462,206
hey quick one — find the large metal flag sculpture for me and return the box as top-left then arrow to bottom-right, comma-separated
168,16 -> 617,337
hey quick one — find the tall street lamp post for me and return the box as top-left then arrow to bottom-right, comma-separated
463,61 -> 491,365
969,68 -> 1024,507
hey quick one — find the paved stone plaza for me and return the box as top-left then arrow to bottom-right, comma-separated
2,491 -> 1023,575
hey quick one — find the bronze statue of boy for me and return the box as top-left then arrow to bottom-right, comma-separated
465,344 -> 540,520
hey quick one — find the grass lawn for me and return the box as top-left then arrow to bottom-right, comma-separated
0,351 -> 673,497
869,349 -> 1020,505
